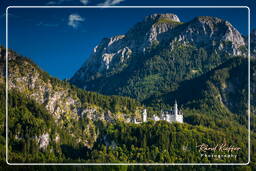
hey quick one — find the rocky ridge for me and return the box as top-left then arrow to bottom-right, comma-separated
71,14 -> 246,85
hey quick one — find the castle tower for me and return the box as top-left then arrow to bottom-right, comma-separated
142,109 -> 147,122
174,100 -> 178,115
173,100 -> 183,123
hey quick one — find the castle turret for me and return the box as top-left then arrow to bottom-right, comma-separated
174,100 -> 183,123
174,100 -> 178,115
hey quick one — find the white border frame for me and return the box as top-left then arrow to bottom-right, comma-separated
5,6 -> 251,166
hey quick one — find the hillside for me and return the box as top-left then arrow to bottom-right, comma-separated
0,47 -> 253,164
0,47 -> 146,162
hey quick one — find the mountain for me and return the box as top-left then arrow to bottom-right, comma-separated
70,13 -> 247,101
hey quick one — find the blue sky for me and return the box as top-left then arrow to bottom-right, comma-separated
0,0 -> 255,79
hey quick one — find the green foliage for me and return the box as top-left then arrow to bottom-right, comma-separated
155,18 -> 183,25
76,88 -> 140,114
1,83 -> 252,164
75,42 -> 234,102
84,121 -> 248,163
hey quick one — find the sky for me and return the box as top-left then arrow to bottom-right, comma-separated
0,0 -> 255,80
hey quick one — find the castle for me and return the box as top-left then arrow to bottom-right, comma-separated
152,101 -> 183,123
133,101 -> 183,124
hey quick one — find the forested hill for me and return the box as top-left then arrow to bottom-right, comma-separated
144,57 -> 249,114
0,47 -> 146,162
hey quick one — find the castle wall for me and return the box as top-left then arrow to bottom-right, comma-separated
169,115 -> 176,122
175,115 -> 183,123
168,114 -> 183,123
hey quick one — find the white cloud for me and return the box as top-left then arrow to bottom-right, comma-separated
46,0 -> 89,5
46,0 -> 72,5
68,14 -> 85,28
80,0 -> 89,5
98,0 -> 125,6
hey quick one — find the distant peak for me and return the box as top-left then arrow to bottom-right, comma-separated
144,13 -> 180,23
190,16 -> 236,30
193,16 -> 224,24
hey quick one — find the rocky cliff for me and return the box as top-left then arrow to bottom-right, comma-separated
0,47 -> 141,150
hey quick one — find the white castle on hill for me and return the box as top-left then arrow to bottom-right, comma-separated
153,101 -> 183,123
132,101 -> 183,124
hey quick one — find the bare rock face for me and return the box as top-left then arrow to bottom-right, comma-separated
125,13 -> 181,50
71,14 -> 182,83
172,16 -> 245,56
140,13 -> 181,47
78,35 -> 130,77
71,14 -> 246,87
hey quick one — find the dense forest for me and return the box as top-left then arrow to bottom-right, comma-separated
0,89 -> 251,163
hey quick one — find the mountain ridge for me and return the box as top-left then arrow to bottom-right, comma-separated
70,13 -> 247,101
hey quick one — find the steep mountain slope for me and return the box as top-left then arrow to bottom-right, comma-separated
143,57 -> 251,126
144,58 -> 248,111
0,47 -> 144,162
70,14 -> 246,101
1,47 -> 141,123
